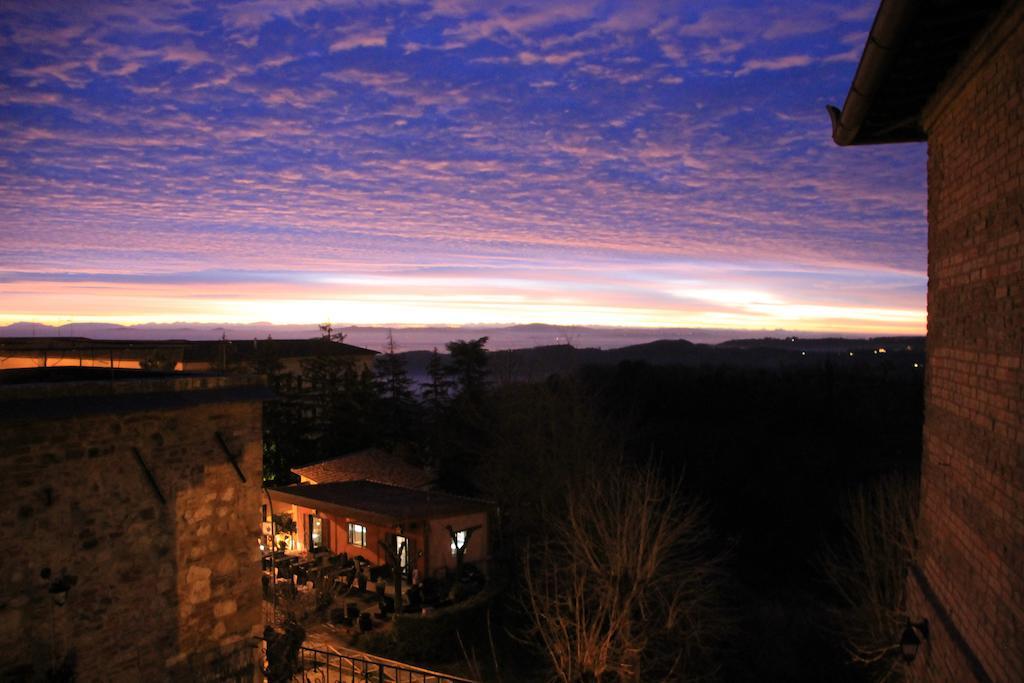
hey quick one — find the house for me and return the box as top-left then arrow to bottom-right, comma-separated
0,367 -> 272,680
0,337 -> 189,371
0,336 -> 378,375
829,2 -> 1022,681
180,337 -> 377,375
266,479 -> 493,580
293,448 -> 436,489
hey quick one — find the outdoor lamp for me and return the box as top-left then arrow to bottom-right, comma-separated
900,619 -> 929,663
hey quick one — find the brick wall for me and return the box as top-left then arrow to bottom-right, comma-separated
909,5 -> 1024,682
0,374 -> 267,682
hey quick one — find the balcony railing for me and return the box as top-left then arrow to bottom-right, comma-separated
258,639 -> 477,683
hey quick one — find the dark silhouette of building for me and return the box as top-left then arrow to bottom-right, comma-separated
0,336 -> 377,373
830,2 -> 1022,681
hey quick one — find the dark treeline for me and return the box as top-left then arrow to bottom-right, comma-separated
260,333 -> 923,681
259,331 -> 493,493
573,361 -> 922,681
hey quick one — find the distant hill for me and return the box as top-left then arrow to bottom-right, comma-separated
718,336 -> 924,352
0,325 -> 925,382
396,335 -> 925,382
0,321 -> 885,351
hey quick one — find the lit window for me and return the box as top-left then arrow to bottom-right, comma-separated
450,530 -> 467,556
348,522 -> 367,547
310,515 -> 324,550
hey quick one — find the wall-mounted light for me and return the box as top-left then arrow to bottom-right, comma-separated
900,619 -> 929,663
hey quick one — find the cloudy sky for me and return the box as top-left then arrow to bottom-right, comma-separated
0,0 -> 927,333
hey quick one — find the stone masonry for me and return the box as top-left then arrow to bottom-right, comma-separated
908,4 -> 1024,682
0,373 -> 269,682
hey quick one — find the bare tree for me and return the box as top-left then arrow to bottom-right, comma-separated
821,472 -> 919,682
446,524 -> 481,583
522,463 -> 723,682
379,536 -> 406,612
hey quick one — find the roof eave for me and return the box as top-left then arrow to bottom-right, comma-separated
828,0 -> 924,146
268,487 -> 400,526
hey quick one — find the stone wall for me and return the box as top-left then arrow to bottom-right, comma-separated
910,5 -> 1024,682
0,374 -> 267,682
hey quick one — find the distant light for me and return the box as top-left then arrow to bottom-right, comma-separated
913,363 -> 919,368
849,352 -> 854,356
801,351 -> 805,356
878,348 -> 887,353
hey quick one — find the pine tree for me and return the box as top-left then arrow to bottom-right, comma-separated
445,336 -> 490,401
301,322 -> 374,459
374,331 -> 417,447
421,346 -> 451,411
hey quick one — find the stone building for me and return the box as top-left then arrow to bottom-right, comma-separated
0,336 -> 377,374
0,368 -> 272,681
829,1 -> 1022,681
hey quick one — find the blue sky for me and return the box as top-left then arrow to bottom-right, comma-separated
0,1 -> 927,333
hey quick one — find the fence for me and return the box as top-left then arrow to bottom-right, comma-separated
258,640 -> 477,683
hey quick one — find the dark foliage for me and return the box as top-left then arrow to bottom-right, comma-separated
373,332 -> 420,449
256,334 -> 922,680
262,621 -> 305,683
572,360 -> 923,682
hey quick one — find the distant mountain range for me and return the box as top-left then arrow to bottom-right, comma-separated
0,321 -> 924,383
399,336 -> 925,383
0,321 -> 905,353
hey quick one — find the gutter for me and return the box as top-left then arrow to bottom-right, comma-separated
826,0 -> 921,146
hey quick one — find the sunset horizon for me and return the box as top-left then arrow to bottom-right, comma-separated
3,2 -> 1021,681
2,1 -> 927,335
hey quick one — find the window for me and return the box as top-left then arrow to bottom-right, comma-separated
348,522 -> 367,547
309,515 -> 324,550
395,535 -> 409,570
450,530 -> 467,556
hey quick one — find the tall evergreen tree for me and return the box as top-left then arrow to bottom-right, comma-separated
421,347 -> 452,412
301,323 -> 378,461
432,337 -> 492,494
445,336 -> 490,401
255,336 -> 299,484
374,331 -> 418,447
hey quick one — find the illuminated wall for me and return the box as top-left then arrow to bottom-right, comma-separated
0,374 -> 267,681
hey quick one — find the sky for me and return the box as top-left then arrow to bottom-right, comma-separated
0,0 -> 928,335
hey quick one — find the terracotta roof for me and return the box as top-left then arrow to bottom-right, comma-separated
268,480 -> 493,525
293,448 -> 435,490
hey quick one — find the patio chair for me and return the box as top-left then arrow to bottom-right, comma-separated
358,612 -> 372,632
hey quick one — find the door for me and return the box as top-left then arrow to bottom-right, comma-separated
395,534 -> 409,577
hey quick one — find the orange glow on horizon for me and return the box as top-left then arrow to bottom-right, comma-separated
0,280 -> 926,336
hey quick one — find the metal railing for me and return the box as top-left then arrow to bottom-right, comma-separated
259,640 -> 477,683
